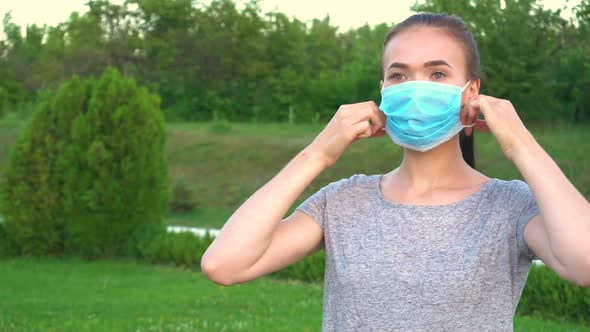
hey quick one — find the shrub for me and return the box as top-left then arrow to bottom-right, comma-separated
0,68 -> 169,258
170,178 -> 197,213
518,263 -> 590,324
137,231 -> 172,264
62,69 -> 168,258
128,224 -> 325,282
0,82 -> 85,256
0,223 -> 19,257
169,232 -> 201,265
126,223 -> 168,259
209,119 -> 232,134
270,251 -> 325,283
129,227 -> 215,267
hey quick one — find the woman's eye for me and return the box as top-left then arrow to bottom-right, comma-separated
431,71 -> 447,79
389,73 -> 406,80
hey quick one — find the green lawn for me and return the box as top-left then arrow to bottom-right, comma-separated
164,121 -> 590,228
0,258 -> 588,332
0,258 -> 323,332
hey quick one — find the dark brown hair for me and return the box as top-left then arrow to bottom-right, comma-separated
382,13 -> 481,169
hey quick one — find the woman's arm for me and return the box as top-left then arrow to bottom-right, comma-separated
201,148 -> 326,286
463,95 -> 590,287
201,102 -> 386,285
513,137 -> 590,286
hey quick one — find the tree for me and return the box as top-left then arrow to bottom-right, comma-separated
1,0 -> 588,124
413,0 -> 573,122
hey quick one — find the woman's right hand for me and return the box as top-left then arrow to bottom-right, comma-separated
202,101 -> 386,286
308,101 -> 387,167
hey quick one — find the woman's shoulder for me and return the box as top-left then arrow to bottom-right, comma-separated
321,173 -> 381,195
489,178 -> 531,192
485,177 -> 535,204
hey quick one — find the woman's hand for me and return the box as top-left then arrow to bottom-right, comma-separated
308,101 -> 386,167
461,94 -> 536,161
462,96 -> 590,288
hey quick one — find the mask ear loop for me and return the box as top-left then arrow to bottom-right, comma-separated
461,80 -> 471,92
461,80 -> 476,128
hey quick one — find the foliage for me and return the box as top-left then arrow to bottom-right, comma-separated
413,0 -> 589,123
126,222 -> 323,281
271,251 -> 325,283
209,119 -> 232,134
2,0 -> 588,123
0,68 -> 168,258
127,225 -> 214,267
170,177 -> 198,213
518,263 -> 590,324
0,223 -> 18,257
0,91 -> 75,256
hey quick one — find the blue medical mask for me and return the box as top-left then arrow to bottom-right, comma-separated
379,80 -> 472,152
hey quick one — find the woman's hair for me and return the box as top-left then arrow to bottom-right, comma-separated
382,13 -> 481,169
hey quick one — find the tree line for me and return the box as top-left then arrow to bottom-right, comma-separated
1,0 -> 589,123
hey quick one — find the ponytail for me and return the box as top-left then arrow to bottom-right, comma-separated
459,130 -> 475,169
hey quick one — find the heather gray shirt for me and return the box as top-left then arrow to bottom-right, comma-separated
296,174 -> 541,332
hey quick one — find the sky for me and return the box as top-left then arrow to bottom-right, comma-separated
0,0 -> 582,34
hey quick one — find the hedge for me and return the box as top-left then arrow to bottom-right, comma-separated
517,263 -> 590,324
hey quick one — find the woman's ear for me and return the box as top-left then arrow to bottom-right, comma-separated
467,79 -> 481,100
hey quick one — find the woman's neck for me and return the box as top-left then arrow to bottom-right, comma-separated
394,137 -> 480,190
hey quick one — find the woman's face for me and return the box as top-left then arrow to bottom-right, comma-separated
381,26 -> 478,97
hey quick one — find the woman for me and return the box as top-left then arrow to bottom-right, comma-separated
201,13 -> 590,331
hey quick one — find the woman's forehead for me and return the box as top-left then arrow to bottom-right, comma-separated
382,27 -> 467,71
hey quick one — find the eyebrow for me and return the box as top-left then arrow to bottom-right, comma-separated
424,60 -> 453,68
387,60 -> 453,70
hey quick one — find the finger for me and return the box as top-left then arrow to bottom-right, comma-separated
364,124 -> 372,138
473,119 -> 491,133
464,126 -> 473,136
477,97 -> 496,123
370,129 -> 386,138
461,99 -> 479,127
371,109 -> 387,134
472,95 -> 495,117
352,120 -> 372,139
351,103 -> 386,131
374,106 -> 387,128
369,123 -> 387,138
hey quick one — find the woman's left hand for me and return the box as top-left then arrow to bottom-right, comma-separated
461,94 -> 536,161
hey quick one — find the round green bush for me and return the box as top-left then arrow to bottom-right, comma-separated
0,68 -> 168,258
170,177 -> 197,213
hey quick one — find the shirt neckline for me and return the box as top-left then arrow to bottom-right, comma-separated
373,174 -> 497,208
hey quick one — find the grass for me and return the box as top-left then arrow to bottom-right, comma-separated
0,258 -> 323,332
165,121 -> 590,228
0,258 -> 588,332
2,118 -> 590,228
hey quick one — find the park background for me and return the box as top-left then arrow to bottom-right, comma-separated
1,0 -> 590,331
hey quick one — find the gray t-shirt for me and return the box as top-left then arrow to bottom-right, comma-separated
296,174 -> 541,332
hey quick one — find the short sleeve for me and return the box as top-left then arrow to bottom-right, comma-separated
512,180 -> 541,260
295,186 -> 328,230
294,175 -> 373,231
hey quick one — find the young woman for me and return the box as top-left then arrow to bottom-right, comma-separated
201,13 -> 590,331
